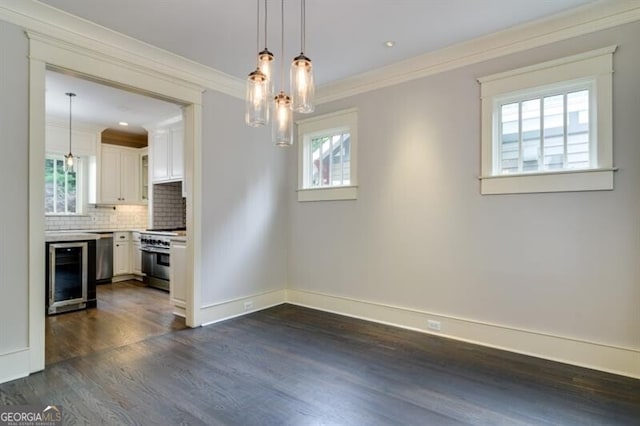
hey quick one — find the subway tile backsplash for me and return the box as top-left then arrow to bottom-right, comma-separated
152,181 -> 186,229
45,205 -> 148,230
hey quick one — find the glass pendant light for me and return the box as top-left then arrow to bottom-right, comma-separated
273,0 -> 292,146
245,0 -> 269,127
64,92 -> 76,173
245,69 -> 269,127
258,0 -> 274,97
273,92 -> 292,146
291,0 -> 314,113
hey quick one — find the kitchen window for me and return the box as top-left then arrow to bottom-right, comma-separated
45,155 -> 82,215
478,46 -> 616,195
297,108 -> 358,201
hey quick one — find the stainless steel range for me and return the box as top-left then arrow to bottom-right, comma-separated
140,233 -> 172,291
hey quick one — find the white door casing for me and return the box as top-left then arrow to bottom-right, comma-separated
26,32 -> 204,378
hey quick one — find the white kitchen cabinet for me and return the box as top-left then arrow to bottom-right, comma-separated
113,232 -> 132,277
169,238 -> 187,318
151,130 -> 169,181
131,232 -> 143,278
140,149 -> 149,202
170,126 -> 184,179
100,145 -> 143,204
150,121 -> 183,183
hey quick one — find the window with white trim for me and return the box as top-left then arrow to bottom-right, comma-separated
297,108 -> 358,202
479,46 -> 616,195
45,155 -> 82,215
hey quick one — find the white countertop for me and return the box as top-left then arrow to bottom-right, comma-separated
143,230 -> 185,236
45,229 -> 187,240
45,232 -> 102,242
45,228 -> 145,234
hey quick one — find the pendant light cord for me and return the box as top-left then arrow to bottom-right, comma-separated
281,0 -> 285,90
68,94 -> 72,153
256,0 -> 260,64
301,0 -> 305,53
264,0 -> 268,50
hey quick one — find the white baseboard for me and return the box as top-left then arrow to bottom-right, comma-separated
199,289 -> 286,327
194,286 -> 639,378
111,274 -> 140,283
285,288 -> 640,379
0,348 -> 30,384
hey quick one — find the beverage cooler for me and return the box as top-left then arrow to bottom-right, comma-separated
46,240 -> 96,315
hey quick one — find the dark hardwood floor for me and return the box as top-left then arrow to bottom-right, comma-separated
46,280 -> 186,365
3,304 -> 639,425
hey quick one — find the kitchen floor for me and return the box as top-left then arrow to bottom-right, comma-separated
45,280 -> 186,365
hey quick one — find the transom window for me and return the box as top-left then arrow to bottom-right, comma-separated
45,155 -> 80,215
297,108 -> 358,202
479,46 -> 615,195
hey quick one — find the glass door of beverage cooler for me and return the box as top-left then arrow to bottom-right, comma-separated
48,242 -> 88,314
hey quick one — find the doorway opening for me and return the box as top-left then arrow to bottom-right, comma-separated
43,69 -> 191,365
29,33 -> 204,375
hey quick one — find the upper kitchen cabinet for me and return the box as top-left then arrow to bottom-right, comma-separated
140,148 -> 149,202
100,144 -> 143,204
95,129 -> 149,205
149,116 -> 184,183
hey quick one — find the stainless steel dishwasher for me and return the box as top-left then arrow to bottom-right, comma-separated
95,233 -> 113,284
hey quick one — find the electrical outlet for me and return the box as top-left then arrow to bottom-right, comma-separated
427,320 -> 441,332
244,301 -> 254,310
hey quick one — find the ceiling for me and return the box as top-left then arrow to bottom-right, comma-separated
41,0 -> 596,131
46,70 -> 182,134
39,0 -> 596,87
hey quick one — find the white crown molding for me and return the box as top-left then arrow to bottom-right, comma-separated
0,0 -> 244,99
1,1 -> 639,106
316,1 -> 640,104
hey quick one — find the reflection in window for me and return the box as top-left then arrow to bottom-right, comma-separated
308,132 -> 351,188
498,89 -> 590,174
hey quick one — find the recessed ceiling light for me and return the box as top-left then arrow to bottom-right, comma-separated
384,41 -> 396,48
118,121 -> 129,126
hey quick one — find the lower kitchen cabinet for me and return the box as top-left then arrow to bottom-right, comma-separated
170,238 -> 187,318
131,232 -> 142,277
113,232 -> 131,278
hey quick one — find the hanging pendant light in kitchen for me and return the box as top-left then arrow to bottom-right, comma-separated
291,0 -> 314,113
273,0 -> 293,146
64,92 -> 77,173
245,0 -> 269,127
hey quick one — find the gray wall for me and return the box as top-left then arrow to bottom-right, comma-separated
0,21 -> 29,355
288,22 -> 640,350
200,91 -> 289,305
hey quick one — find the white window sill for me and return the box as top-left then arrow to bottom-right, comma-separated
45,213 -> 87,217
297,186 -> 358,202
480,168 -> 616,195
